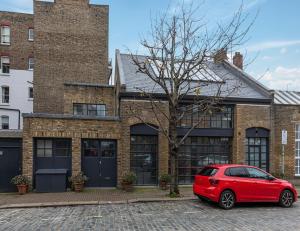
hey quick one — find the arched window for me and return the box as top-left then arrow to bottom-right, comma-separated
130,124 -> 158,185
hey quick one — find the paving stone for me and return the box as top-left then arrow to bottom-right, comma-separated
0,200 -> 299,231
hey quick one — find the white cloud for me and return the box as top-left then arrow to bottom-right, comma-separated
259,66 -> 300,90
280,47 -> 287,54
246,40 -> 300,52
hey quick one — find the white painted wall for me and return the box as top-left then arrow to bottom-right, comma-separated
0,69 -> 33,129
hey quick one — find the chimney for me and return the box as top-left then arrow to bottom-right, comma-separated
214,48 -> 228,63
233,52 -> 243,70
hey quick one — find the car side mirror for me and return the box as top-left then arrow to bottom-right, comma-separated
267,175 -> 276,181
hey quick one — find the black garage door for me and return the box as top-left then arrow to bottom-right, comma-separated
0,139 -> 22,192
82,139 -> 117,187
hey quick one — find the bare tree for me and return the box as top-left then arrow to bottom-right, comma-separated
129,2 -> 255,195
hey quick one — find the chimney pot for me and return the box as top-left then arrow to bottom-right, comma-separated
233,52 -> 243,70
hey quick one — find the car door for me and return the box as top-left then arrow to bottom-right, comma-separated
246,167 -> 278,201
225,167 -> 257,202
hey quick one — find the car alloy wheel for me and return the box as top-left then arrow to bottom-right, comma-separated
280,190 -> 294,208
219,190 -> 235,209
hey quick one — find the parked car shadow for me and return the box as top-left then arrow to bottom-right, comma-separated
195,198 -> 298,210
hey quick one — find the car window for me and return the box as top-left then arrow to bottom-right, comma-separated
198,167 -> 218,176
246,167 -> 268,179
226,167 -> 249,177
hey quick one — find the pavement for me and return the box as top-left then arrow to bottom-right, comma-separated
0,187 -> 195,209
1,200 -> 300,230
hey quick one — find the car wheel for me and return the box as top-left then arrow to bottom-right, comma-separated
279,189 -> 294,208
219,190 -> 235,210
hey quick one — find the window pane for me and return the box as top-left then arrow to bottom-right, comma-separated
83,140 -> 99,157
45,140 -> 52,149
101,141 -> 116,158
44,149 -> 52,157
247,167 -> 268,179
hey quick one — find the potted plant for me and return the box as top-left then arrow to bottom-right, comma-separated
69,172 -> 88,192
11,175 -> 30,195
121,172 -> 137,192
159,174 -> 171,190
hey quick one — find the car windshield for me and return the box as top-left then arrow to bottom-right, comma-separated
198,167 -> 218,176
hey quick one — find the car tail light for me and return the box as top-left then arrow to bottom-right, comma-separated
209,178 -> 219,186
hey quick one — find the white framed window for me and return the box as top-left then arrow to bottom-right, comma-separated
1,115 -> 9,129
28,28 -> 34,41
1,86 -> 9,104
29,87 -> 33,99
296,124 -> 300,176
1,26 -> 10,45
28,57 -> 34,70
1,57 -> 10,74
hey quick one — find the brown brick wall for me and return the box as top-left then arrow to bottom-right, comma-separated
119,99 -> 169,185
232,104 -> 272,167
273,105 -> 300,178
22,117 -> 121,180
0,12 -> 33,70
33,0 -> 109,114
63,85 -> 116,116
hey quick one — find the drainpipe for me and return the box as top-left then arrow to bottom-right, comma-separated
0,108 -> 21,129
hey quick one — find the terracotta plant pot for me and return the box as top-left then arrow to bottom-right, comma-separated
17,184 -> 27,195
159,181 -> 169,190
122,181 -> 134,192
74,183 -> 84,192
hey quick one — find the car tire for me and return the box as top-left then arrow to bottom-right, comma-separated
219,190 -> 235,210
279,189 -> 294,208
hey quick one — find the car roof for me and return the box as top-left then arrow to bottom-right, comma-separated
206,164 -> 254,169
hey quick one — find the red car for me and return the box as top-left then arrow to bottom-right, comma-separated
193,164 -> 298,209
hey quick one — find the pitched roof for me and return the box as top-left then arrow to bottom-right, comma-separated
116,50 -> 271,100
272,90 -> 300,105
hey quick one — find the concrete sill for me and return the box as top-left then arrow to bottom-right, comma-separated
0,103 -> 10,106
0,43 -> 10,46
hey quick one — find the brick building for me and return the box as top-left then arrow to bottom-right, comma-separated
0,0 -> 300,192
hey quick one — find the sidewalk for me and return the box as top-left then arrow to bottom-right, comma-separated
0,187 -> 196,209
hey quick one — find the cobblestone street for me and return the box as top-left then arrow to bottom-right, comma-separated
0,200 -> 299,231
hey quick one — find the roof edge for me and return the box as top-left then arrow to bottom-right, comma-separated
223,61 -> 271,98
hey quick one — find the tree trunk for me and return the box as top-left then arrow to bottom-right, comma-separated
169,106 -> 180,196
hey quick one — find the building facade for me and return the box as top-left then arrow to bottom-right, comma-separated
0,12 -> 34,130
0,0 -> 300,192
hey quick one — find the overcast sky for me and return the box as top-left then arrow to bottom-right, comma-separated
1,0 -> 299,91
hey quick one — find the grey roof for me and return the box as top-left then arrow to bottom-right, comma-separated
273,90 -> 300,105
0,130 -> 22,138
116,51 -> 271,100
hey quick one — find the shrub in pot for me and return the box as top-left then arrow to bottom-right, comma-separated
11,175 -> 30,195
121,172 -> 137,192
159,174 -> 171,190
69,172 -> 88,192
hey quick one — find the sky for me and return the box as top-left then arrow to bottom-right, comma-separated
1,0 -> 300,91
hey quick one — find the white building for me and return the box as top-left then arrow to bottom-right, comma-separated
0,11 -> 34,130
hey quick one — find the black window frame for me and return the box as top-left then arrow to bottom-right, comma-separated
35,138 -> 71,158
82,139 -> 116,158
179,105 -> 234,129
130,135 -> 158,186
1,115 -> 9,129
177,137 -> 232,184
29,87 -> 33,99
1,86 -> 9,103
73,103 -> 106,117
